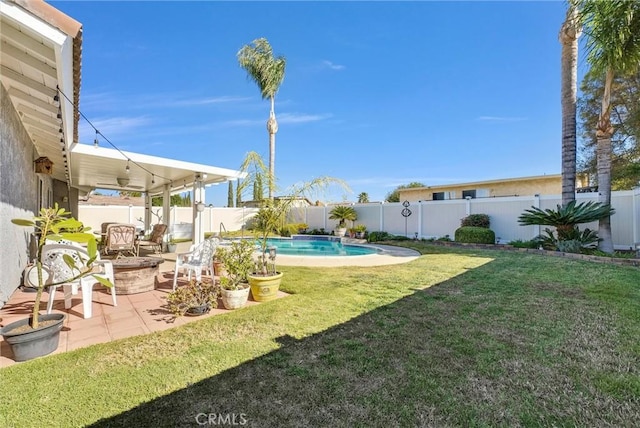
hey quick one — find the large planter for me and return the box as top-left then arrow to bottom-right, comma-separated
220,285 -> 250,309
0,313 -> 66,362
247,272 -> 284,302
334,227 -> 347,237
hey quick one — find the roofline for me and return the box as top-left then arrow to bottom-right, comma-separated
401,174 -> 562,192
8,0 -> 82,149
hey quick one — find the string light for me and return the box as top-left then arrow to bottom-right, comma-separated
56,87 -> 173,186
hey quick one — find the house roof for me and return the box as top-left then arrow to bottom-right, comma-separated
400,174 -> 562,193
1,0 -> 82,185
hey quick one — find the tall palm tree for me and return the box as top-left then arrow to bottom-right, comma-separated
237,38 -> 286,200
559,2 -> 582,206
577,0 -> 640,253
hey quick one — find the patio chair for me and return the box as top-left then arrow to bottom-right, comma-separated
98,222 -> 117,254
136,223 -> 167,255
104,223 -> 137,258
24,243 -> 117,319
172,237 -> 220,290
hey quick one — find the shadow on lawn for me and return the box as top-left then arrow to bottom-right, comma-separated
86,262 -> 638,428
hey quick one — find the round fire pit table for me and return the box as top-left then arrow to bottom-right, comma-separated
111,257 -> 165,294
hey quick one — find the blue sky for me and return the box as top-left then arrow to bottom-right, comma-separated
51,0 -> 578,206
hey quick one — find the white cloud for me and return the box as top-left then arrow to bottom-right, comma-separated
322,60 -> 346,71
173,96 -> 252,107
79,116 -> 151,142
221,112 -> 332,127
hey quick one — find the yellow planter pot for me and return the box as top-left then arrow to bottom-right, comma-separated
247,272 -> 284,302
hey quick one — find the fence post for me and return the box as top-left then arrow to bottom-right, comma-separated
418,200 -> 423,239
533,194 -> 541,238
465,196 -> 472,216
633,187 -> 639,247
379,202 -> 384,232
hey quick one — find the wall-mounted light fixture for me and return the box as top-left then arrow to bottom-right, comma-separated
196,202 -> 205,212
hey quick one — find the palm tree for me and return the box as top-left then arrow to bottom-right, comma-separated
357,192 -> 370,203
559,2 -> 582,206
237,38 -> 286,200
577,0 -> 640,253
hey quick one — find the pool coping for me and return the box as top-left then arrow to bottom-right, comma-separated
276,243 -> 420,267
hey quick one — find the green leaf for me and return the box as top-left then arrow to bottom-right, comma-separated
11,219 -> 35,227
92,275 -> 113,288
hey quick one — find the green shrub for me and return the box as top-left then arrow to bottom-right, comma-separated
461,214 -> 490,228
454,226 -> 496,244
507,239 -> 541,249
367,231 -> 391,242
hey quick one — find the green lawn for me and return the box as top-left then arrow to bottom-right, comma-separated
1,243 -> 638,427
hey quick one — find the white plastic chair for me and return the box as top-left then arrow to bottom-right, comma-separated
27,243 -> 117,319
172,237 -> 219,290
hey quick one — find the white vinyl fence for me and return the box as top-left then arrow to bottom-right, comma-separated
78,189 -> 640,250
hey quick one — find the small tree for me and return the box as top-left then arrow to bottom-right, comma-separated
357,192 -> 369,203
237,151 -> 349,275
227,181 -> 234,208
385,182 -> 426,202
11,204 -> 113,329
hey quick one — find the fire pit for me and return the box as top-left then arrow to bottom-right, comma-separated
111,257 -> 165,294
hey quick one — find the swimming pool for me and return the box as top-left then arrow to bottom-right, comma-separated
264,237 -> 379,256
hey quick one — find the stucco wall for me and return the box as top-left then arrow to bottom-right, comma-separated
0,83 -> 39,307
399,176 -> 562,201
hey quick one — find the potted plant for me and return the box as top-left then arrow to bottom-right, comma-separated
167,235 -> 178,253
213,251 -> 227,277
297,223 -> 309,234
236,151 -> 350,302
166,279 -> 220,317
1,204 -> 113,361
215,240 -> 255,309
354,224 -> 367,239
329,205 -> 358,237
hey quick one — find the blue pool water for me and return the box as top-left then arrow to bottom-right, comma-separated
263,237 -> 378,256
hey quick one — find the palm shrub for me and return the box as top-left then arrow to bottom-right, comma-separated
329,205 -> 358,229
518,200 -> 614,252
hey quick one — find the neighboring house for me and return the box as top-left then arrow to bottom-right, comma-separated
398,174 -> 581,202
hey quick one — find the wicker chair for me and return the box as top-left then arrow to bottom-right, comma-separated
136,223 -> 167,255
104,223 -> 137,258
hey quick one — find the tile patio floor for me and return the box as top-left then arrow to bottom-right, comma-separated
0,243 -> 286,368
0,241 -> 418,368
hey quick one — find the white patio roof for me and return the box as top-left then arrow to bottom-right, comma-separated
70,143 -> 245,196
